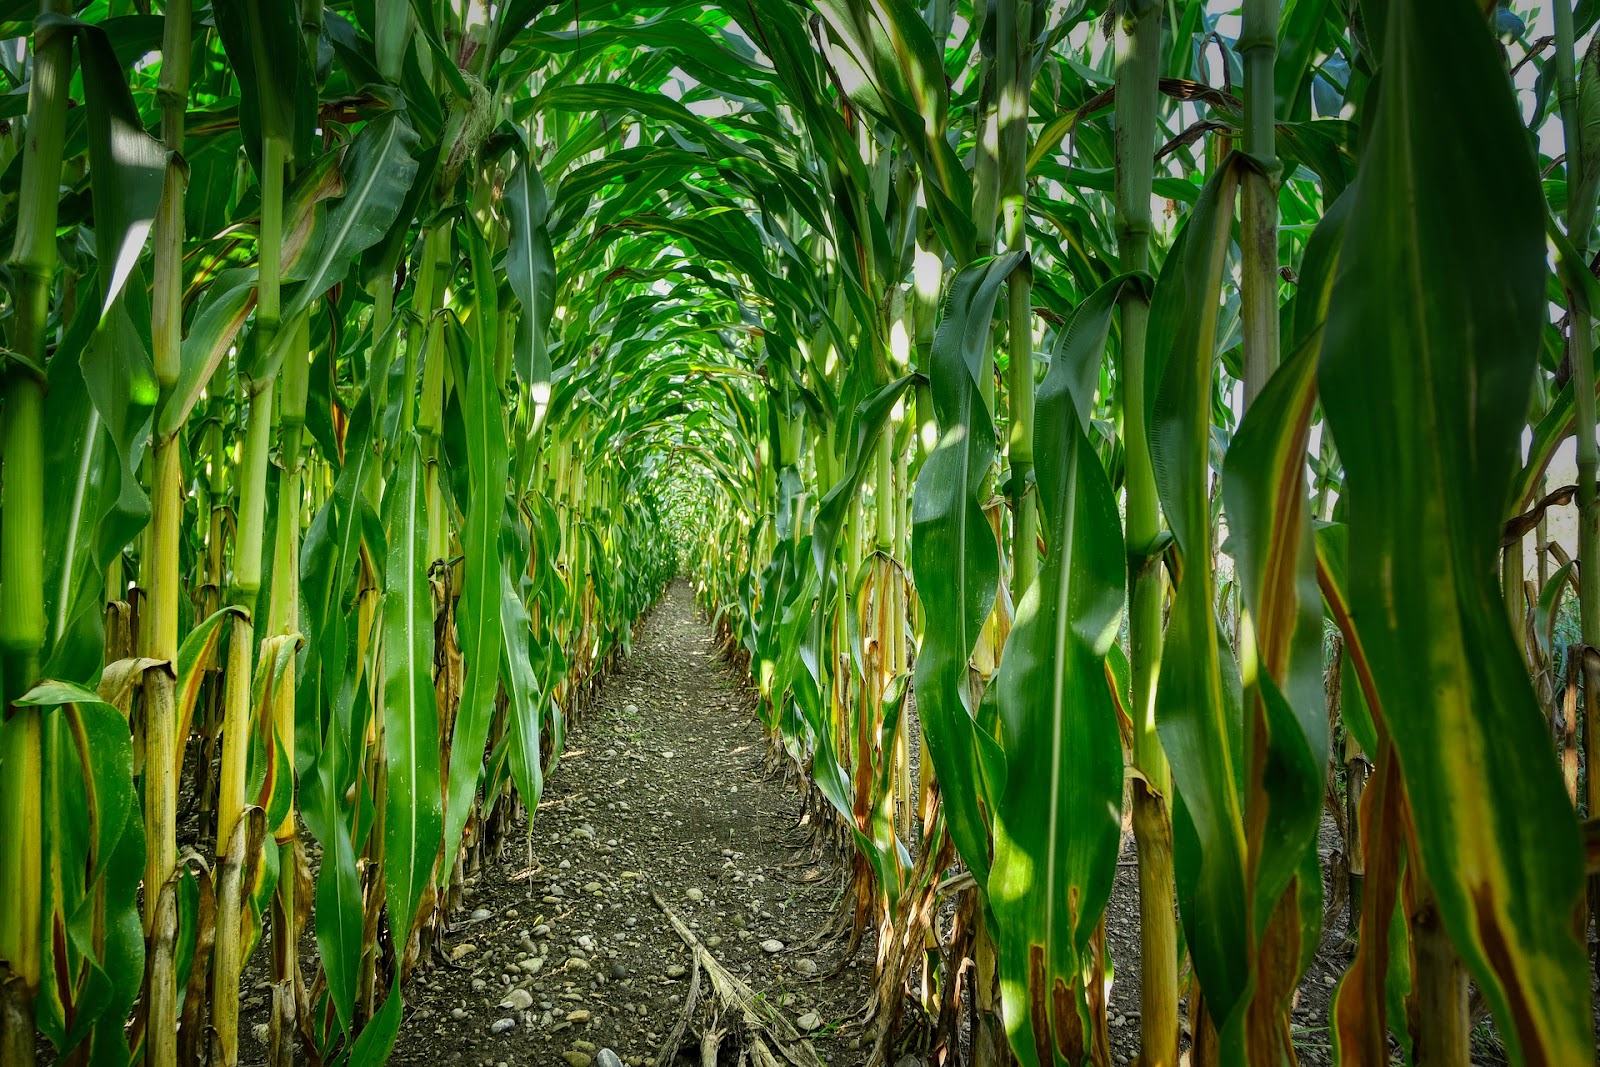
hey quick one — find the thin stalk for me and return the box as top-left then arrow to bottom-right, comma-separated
267,316 -> 310,1067
999,0 -> 1036,598
213,133 -> 286,1067
1238,0 -> 1279,404
1115,3 -> 1179,1064
1,4 -> 72,1062
0,376 -> 45,1067
142,28 -> 193,1065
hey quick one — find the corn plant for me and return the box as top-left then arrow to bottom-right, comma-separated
1,1 -> 1597,1066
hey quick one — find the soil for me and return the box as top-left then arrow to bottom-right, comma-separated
380,582 -> 877,1067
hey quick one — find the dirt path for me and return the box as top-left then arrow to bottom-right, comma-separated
389,581 -> 874,1067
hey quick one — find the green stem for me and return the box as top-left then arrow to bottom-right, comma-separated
0,7 -> 71,1060
998,0 -> 1036,597
1239,0 -> 1279,405
1114,4 -> 1178,1064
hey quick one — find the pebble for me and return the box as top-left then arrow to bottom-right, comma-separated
500,989 -> 534,1011
761,939 -> 784,953
471,978 -> 488,992
685,888 -> 704,902
609,962 -> 628,980
597,1051 -> 624,1067
794,958 -> 818,977
1323,974 -> 1337,988
625,704 -> 638,714
665,964 -> 686,978
797,1011 -> 822,1032
451,943 -> 478,961
562,1054 -> 593,1067
490,1018 -> 516,1036
470,908 -> 492,921
567,1009 -> 593,1023
451,1008 -> 468,1020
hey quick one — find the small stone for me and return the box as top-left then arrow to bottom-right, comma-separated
1323,974 -> 1337,988
506,908 -> 519,919
500,989 -> 534,1011
609,961 -> 628,980
567,957 -> 591,971
519,957 -> 544,975
796,1011 -> 823,1032
1112,1014 -> 1126,1028
625,704 -> 639,714
665,964 -> 686,978
452,1007 -> 468,1020
471,978 -> 488,992
567,1009 -> 593,1023
597,1051 -> 625,1067
451,942 -> 478,961
470,908 -> 492,921
794,958 -> 818,977
572,1039 -> 597,1052
583,881 -> 602,893
534,924 -> 551,937
761,939 -> 784,954
490,1018 -> 516,1036
562,1053 -> 593,1067
251,1023 -> 270,1045
685,888 -> 704,902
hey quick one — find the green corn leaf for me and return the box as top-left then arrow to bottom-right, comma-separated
373,0 -> 411,82
29,682 -> 138,1057
442,220 -> 507,877
281,113 -> 420,323
506,147 -> 557,402
381,433 -> 443,945
40,299 -> 118,680
213,0 -> 312,164
1318,0 -> 1594,1060
909,252 -> 1022,886
989,274 -> 1129,1067
1147,158 -> 1250,1048
500,550 -> 545,810
59,16 -> 166,322
158,269 -> 256,437
1221,334 -> 1329,1050
311,715 -> 363,1038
